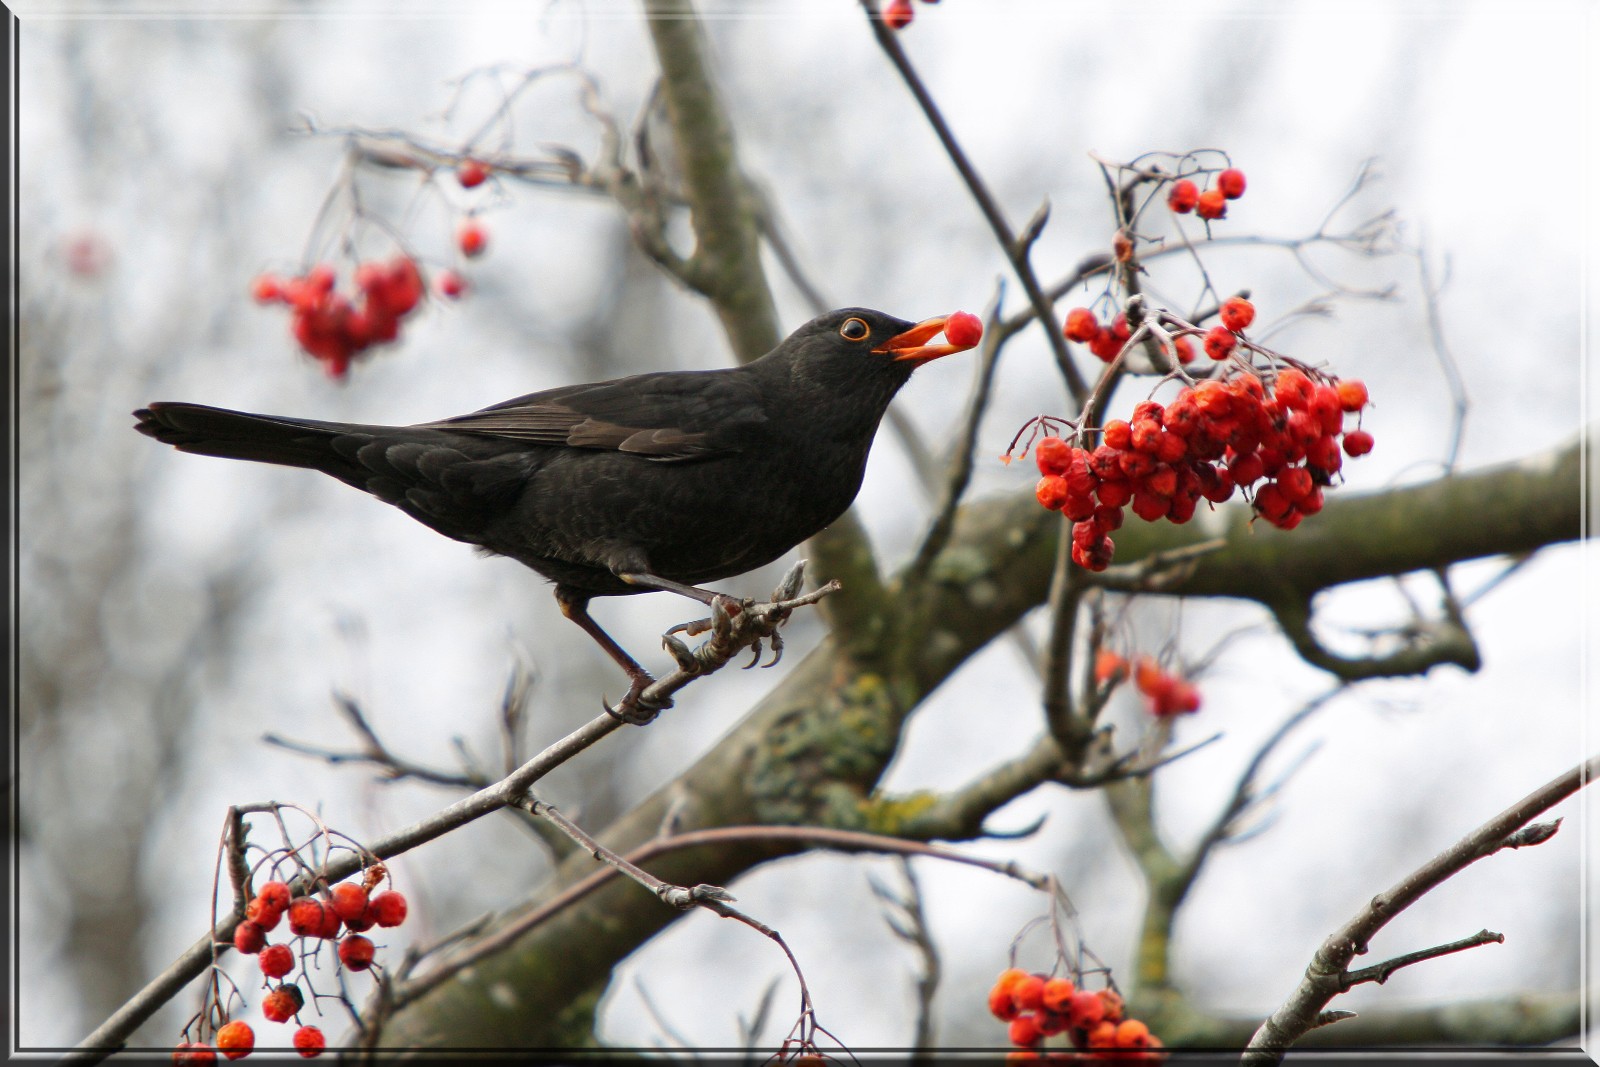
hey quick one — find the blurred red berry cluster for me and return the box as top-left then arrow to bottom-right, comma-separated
988,969 -> 1165,1061
251,257 -> 425,380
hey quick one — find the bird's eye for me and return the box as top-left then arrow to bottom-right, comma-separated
839,317 -> 870,342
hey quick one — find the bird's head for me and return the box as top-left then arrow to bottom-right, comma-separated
768,308 -> 982,398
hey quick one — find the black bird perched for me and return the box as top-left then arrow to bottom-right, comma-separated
134,307 -> 978,720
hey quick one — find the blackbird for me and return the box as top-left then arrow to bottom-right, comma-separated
134,307 -> 977,720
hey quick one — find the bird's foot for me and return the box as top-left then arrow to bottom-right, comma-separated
658,561 -> 843,675
605,673 -> 674,726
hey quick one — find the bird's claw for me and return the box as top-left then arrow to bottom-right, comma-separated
604,675 -> 672,726
662,631 -> 700,673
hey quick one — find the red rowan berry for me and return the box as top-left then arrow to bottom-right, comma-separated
1306,435 -> 1342,473
1155,431 -> 1188,464
287,898 -> 325,938
1254,483 -> 1293,522
1131,419 -> 1163,454
436,270 -> 466,299
231,921 -> 266,955
945,311 -> 983,348
1299,487 -> 1325,514
1144,465 -> 1178,498
1008,1013 -> 1043,1048
884,0 -> 914,28
1011,974 -> 1047,1012
1092,504 -> 1124,533
1064,307 -> 1100,343
1273,368 -> 1313,410
1086,1019 -> 1119,1048
1229,450 -> 1267,488
338,934 -> 376,972
1067,989 -> 1106,1029
292,1025 -> 325,1058
1097,987 -> 1125,1023
1085,327 -> 1120,362
1219,296 -> 1255,332
1071,534 -> 1115,571
1115,1018 -> 1151,1047
1133,658 -> 1163,697
1036,476 -> 1070,511
1204,326 -> 1237,361
1041,976 -> 1076,1013
1167,492 -> 1198,524
1217,167 -> 1248,199
371,890 -> 408,928
251,275 -> 284,304
1102,420 -> 1133,451
1167,178 -> 1199,213
1089,445 -> 1124,481
457,159 -> 489,188
262,984 -> 303,1024
458,220 -> 488,258
1343,429 -> 1375,456
1118,450 -> 1156,479
1035,436 -> 1071,477
245,897 -> 282,930
989,983 -> 1022,1021
1037,1011 -> 1069,1036
330,883 -> 370,924
1196,188 -> 1227,220
1336,379 -> 1370,412
1094,649 -> 1128,687
314,905 -> 343,941
1062,492 -> 1097,522
1276,466 -> 1314,502
259,943 -> 294,980
215,1020 -> 254,1060
1172,335 -> 1196,364
1095,478 -> 1133,508
1110,313 -> 1132,342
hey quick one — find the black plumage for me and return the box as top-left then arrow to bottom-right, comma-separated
134,307 -> 974,718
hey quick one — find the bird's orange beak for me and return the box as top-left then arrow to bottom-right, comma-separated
872,315 -> 977,364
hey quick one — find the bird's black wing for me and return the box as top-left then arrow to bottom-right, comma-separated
419,369 -> 768,462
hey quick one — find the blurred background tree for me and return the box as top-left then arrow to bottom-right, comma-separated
15,0 -> 1592,1058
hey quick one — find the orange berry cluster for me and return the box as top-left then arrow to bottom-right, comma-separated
1097,651 -> 1201,717
884,0 -> 941,30
175,872 -> 408,1061
1167,167 -> 1246,221
988,969 -> 1165,1061
1064,307 -> 1195,365
252,256 -> 428,381
1034,358 -> 1372,571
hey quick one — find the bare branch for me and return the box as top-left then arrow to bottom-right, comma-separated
1244,753 -> 1599,1064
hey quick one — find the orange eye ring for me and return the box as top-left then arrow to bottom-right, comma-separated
839,317 -> 870,342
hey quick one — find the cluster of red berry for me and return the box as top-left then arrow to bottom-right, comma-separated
252,257 -> 433,381
1166,167 -> 1247,221
988,969 -> 1164,1061
1033,330 -> 1372,572
884,0 -> 941,30
173,871 -> 408,1062
1064,307 -> 1196,366
1095,651 -> 1201,717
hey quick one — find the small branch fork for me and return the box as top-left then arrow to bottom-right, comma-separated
1243,753 -> 1600,1065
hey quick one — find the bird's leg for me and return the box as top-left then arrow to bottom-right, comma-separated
620,571 -> 747,640
555,587 -> 672,725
